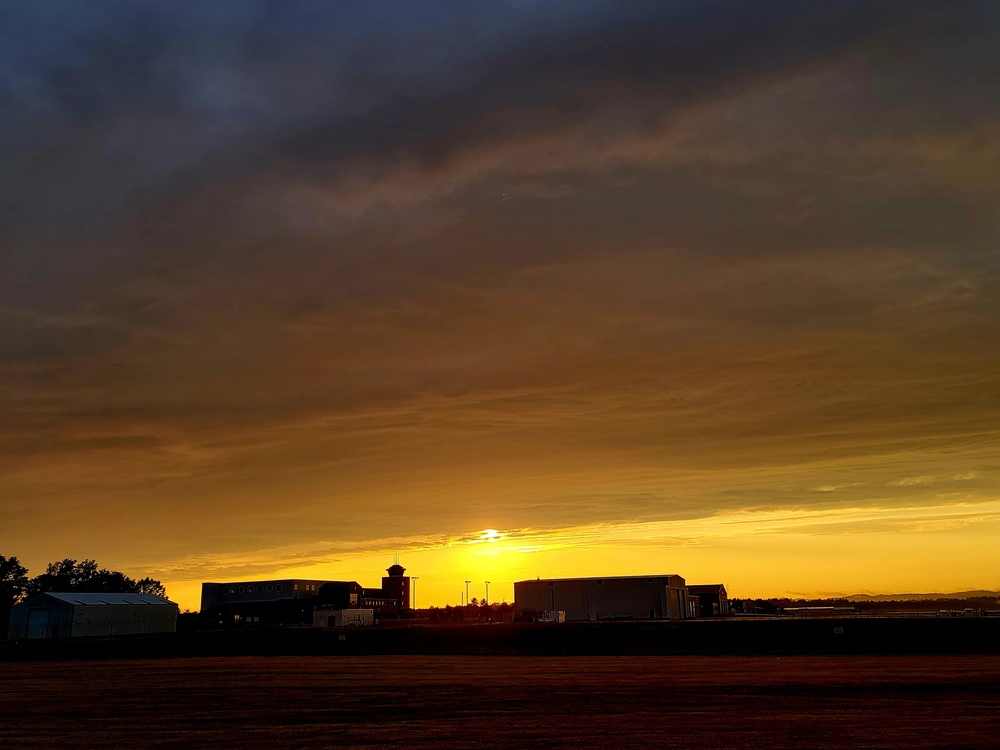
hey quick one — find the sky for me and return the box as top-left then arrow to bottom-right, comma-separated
2,2 -> 999,612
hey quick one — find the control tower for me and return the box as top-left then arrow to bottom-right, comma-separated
381,559 -> 411,610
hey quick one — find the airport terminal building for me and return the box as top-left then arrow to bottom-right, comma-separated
200,564 -> 411,626
515,574 -> 691,621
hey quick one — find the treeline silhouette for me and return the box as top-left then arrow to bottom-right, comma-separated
0,554 -> 167,635
731,595 -> 1000,615
421,600 -> 517,623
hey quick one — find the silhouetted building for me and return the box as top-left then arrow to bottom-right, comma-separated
514,575 -> 690,621
200,565 -> 410,627
381,563 -> 411,610
317,581 -> 365,609
7,593 -> 178,639
200,579 -> 333,626
688,583 -> 730,617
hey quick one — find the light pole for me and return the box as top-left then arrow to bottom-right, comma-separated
411,576 -> 419,610
485,581 -> 490,605
465,580 -> 471,622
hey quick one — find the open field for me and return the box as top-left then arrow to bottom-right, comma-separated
2,655 -> 998,749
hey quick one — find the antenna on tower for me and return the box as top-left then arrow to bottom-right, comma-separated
394,548 -> 399,566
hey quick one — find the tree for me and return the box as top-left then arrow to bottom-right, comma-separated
28,558 -> 92,594
27,558 -> 99,596
135,577 -> 167,598
28,558 -> 167,600
90,569 -> 138,593
1,554 -> 29,634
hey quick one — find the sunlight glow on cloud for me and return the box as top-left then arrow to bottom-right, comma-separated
149,497 -> 1000,610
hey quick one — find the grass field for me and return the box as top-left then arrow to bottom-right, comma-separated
2,655 -> 998,748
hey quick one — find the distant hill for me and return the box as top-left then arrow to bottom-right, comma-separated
843,591 -> 1000,602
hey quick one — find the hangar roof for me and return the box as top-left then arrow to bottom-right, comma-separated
515,574 -> 684,584
42,592 -> 175,606
687,584 -> 727,594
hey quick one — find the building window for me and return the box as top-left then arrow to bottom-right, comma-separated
276,585 -> 282,591
266,585 -> 273,592
257,585 -> 264,593
294,584 -> 298,591
238,586 -> 245,593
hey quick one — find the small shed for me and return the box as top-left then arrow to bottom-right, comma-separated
687,584 -> 730,617
7,592 -> 178,639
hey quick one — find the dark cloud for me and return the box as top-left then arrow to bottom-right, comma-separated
1,1 -> 972,243
1,2 -> 999,595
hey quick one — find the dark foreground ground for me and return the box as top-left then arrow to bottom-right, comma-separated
5,616 -> 1000,660
1,654 -> 998,749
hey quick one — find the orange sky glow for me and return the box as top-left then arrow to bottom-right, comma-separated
2,3 -> 999,612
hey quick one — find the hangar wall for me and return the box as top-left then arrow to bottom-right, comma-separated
7,593 -> 178,639
514,575 -> 689,621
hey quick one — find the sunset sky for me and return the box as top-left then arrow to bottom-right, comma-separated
2,2 -> 999,611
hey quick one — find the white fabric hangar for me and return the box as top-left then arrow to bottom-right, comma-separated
7,592 -> 178,639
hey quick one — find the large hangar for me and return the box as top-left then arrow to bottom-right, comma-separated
515,575 -> 690,621
7,593 -> 178,639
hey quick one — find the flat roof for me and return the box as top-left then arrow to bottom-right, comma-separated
203,579 -> 337,586
515,574 -> 684,584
